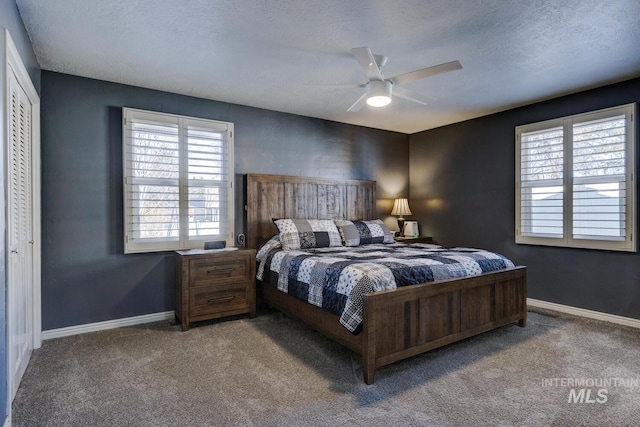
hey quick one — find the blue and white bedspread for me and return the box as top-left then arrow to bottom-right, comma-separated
256,240 -> 515,333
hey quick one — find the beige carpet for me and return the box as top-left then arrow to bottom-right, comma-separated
12,308 -> 640,426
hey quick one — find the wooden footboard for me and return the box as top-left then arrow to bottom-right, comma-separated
360,266 -> 527,384
259,266 -> 527,384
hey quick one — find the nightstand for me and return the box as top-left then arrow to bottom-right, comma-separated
175,248 -> 256,331
394,236 -> 436,244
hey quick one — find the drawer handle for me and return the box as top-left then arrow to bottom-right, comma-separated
207,267 -> 235,276
207,296 -> 234,304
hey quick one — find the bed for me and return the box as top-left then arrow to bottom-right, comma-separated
246,173 -> 527,384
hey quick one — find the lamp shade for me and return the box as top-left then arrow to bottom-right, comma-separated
366,80 -> 392,107
391,198 -> 412,216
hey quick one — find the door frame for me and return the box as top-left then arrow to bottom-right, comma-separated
3,27 -> 41,407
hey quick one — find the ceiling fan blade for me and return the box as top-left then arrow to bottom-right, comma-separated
393,86 -> 435,106
351,47 -> 384,81
347,92 -> 368,112
306,83 -> 365,89
390,60 -> 462,86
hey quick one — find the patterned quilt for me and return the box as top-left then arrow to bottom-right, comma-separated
256,240 -> 516,333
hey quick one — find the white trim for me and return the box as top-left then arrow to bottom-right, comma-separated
527,298 -> 640,329
3,413 -> 9,427
31,89 -> 41,350
41,311 -> 175,340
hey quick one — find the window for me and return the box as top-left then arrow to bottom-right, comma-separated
516,103 -> 636,252
123,108 -> 234,253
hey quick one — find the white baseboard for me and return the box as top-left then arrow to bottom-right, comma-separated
527,298 -> 640,329
42,311 -> 175,340
39,300 -> 640,340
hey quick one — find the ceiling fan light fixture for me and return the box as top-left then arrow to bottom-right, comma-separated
366,95 -> 391,107
366,80 -> 392,107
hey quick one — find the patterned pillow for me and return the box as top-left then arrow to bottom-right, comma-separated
256,235 -> 282,262
334,219 -> 394,246
273,219 -> 343,250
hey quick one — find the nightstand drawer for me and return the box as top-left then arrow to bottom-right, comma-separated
190,284 -> 248,317
189,256 -> 250,287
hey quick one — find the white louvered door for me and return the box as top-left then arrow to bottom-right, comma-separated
7,64 -> 34,400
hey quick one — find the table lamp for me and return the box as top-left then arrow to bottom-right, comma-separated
391,198 -> 412,233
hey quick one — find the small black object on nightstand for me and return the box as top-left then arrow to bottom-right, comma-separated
204,240 -> 226,249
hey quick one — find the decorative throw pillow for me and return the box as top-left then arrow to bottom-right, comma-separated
334,219 -> 394,246
273,219 -> 343,250
256,235 -> 282,262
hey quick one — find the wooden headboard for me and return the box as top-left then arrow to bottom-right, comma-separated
245,174 -> 376,249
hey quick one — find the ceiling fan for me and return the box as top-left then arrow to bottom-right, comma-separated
322,47 -> 462,112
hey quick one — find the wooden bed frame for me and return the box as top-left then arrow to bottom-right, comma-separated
246,173 -> 527,384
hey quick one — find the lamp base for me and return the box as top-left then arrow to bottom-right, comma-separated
397,217 -> 405,234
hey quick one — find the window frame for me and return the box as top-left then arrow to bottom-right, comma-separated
515,103 -> 636,252
122,108 -> 234,254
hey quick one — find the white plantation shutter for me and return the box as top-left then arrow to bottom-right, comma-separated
127,117 -> 180,243
516,104 -> 636,252
185,121 -> 231,241
572,115 -> 627,241
123,109 -> 234,253
519,125 -> 564,238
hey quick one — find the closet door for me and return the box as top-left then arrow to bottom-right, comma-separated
7,65 -> 34,400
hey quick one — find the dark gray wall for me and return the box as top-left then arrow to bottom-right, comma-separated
1,0 -> 40,421
41,71 -> 409,330
410,77 -> 640,320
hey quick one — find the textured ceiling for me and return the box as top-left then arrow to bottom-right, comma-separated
16,0 -> 640,134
